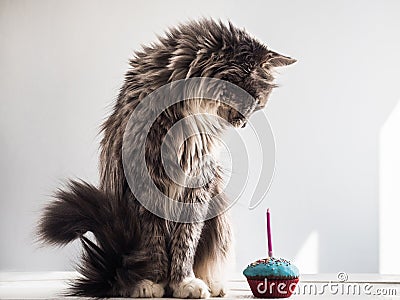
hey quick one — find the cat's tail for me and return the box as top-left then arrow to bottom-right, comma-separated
37,180 -> 109,246
38,180 -> 147,297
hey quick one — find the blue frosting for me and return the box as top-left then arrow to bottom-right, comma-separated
243,257 -> 299,278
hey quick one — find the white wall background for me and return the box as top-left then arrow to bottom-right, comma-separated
1,0 -> 400,274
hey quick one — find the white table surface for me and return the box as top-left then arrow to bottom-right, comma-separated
1,272 -> 400,299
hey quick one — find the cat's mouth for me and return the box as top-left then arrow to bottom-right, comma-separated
217,103 -> 253,128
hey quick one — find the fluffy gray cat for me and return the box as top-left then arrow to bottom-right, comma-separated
38,19 -> 295,298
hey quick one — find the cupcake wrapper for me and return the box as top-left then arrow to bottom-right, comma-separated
247,278 -> 299,298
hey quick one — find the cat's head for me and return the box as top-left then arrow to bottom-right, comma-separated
215,48 -> 296,128
162,19 -> 296,128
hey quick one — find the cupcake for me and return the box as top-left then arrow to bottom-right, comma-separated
243,257 -> 299,298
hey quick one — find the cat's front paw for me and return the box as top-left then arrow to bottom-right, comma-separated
209,281 -> 226,297
170,277 -> 210,299
130,279 -> 165,298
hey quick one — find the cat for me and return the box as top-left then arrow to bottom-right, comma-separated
38,18 -> 295,298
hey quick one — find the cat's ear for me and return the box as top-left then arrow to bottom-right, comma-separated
264,50 -> 297,67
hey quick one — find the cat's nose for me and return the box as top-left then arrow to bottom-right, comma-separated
254,103 -> 266,112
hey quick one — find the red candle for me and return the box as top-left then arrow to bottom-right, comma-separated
267,208 -> 273,257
